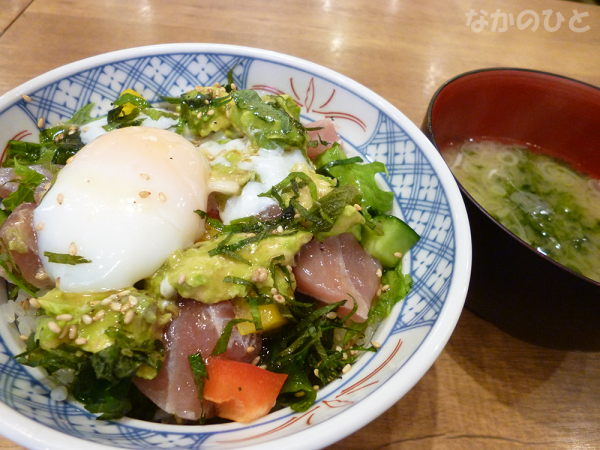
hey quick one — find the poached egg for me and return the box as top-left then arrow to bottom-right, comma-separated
34,126 -> 210,293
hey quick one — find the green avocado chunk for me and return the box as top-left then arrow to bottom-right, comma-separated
36,288 -> 173,363
147,231 -> 313,303
229,90 -> 308,150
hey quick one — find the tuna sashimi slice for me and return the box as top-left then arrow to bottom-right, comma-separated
306,119 -> 342,159
134,299 -> 261,420
293,233 -> 382,322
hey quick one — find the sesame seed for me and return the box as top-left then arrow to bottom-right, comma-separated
57,193 -> 64,204
37,118 -> 44,128
252,267 -> 268,283
117,290 -> 131,298
277,225 -> 284,233
393,252 -> 403,258
124,309 -> 135,325
342,352 -> 348,360
66,156 -> 75,164
56,314 -> 73,322
213,82 -> 221,88
158,192 -> 167,202
83,126 -> 89,132
29,297 -> 41,308
22,94 -> 31,102
335,346 -> 342,352
377,288 -> 382,297
19,334 -> 29,341
342,364 -> 352,374
69,325 -> 78,340
207,110 -> 215,116
371,340 -> 381,349
68,242 -> 77,256
120,301 -> 131,313
35,221 -> 44,232
350,350 -> 359,356
196,112 -> 203,119
178,273 -> 186,285
295,391 -> 305,397
43,182 -> 51,191
354,203 -> 362,211
271,287 -> 278,295
75,337 -> 87,345
195,85 -> 203,91
231,83 -> 237,91
128,296 -> 138,306
68,126 -> 78,135
81,314 -> 92,325
273,294 -> 285,304
20,300 -> 30,311
326,311 -> 337,320
110,302 -> 122,311
139,191 -> 151,198
382,284 -> 390,292
258,364 -> 267,370
140,173 -> 150,180
48,321 -> 62,334
314,369 -> 319,377
54,132 -> 64,143
252,356 -> 260,366
376,268 -> 382,278
101,297 -> 113,305
245,233 -> 256,238
34,269 -> 48,280
294,213 -> 301,219
313,385 -> 320,391
93,310 -> 106,321
246,346 -> 255,353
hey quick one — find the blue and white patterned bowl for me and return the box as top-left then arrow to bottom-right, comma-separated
0,44 -> 471,450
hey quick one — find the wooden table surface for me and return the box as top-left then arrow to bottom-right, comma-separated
1,0 -> 600,449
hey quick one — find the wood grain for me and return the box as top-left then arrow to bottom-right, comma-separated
0,0 -> 32,36
0,0 -> 599,449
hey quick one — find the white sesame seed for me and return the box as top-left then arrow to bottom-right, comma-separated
43,182 -> 51,191
101,297 -> 113,305
117,290 -> 131,298
258,364 -> 267,370
83,126 -> 89,132
354,203 -> 362,211
178,273 -> 186,285
37,118 -> 44,128
36,222 -> 44,231
29,297 -> 41,308
377,288 -> 382,297
342,352 -> 348,360
273,294 -> 285,304
246,346 -> 255,353
335,346 -> 342,352
140,173 -> 150,180
34,269 -> 48,280
68,242 -> 77,256
382,284 -> 390,292
48,321 -> 62,334
19,334 -> 29,341
120,302 -> 132,313
93,310 -> 106,321
57,193 -> 64,205
252,356 -> 260,366
139,191 -> 151,198
124,309 -> 135,325
81,314 -> 92,325
69,325 -> 77,340
277,225 -> 284,233
350,350 -> 359,356
66,156 -> 75,164
271,288 -> 279,295
393,252 -> 403,258
245,233 -> 256,238
371,340 -> 381,349
342,364 -> 352,374
196,111 -> 203,119
54,133 -> 64,143
22,94 -> 31,102
252,267 -> 268,283
75,337 -> 87,345
231,83 -> 237,91
207,109 -> 215,116
128,296 -> 138,306
314,369 -> 319,377
158,192 -> 167,202
68,126 -> 77,135
213,82 -> 221,88
110,302 -> 121,311
313,385 -> 320,391
376,268 -> 382,278
56,314 -> 73,322
326,312 -> 337,320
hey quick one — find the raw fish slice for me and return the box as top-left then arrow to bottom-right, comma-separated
134,299 -> 261,420
306,119 -> 342,159
293,233 -> 382,322
0,202 -> 52,289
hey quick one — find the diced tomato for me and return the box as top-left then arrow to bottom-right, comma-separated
203,358 -> 288,423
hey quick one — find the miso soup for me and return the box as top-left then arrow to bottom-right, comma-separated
443,140 -> 600,283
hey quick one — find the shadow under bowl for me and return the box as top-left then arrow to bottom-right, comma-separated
422,68 -> 600,350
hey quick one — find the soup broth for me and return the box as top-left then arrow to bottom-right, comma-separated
443,140 -> 600,283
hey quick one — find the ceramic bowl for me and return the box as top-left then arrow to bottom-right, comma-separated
0,44 -> 471,449
422,67 -> 600,350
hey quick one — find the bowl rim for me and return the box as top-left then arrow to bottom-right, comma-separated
0,43 -> 472,450
423,66 -> 600,289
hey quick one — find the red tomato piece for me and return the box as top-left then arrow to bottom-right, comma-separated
203,358 -> 288,423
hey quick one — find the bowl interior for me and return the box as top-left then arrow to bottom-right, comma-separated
429,69 -> 600,178
0,44 -> 470,449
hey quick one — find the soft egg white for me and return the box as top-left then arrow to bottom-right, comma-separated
34,126 -> 210,293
